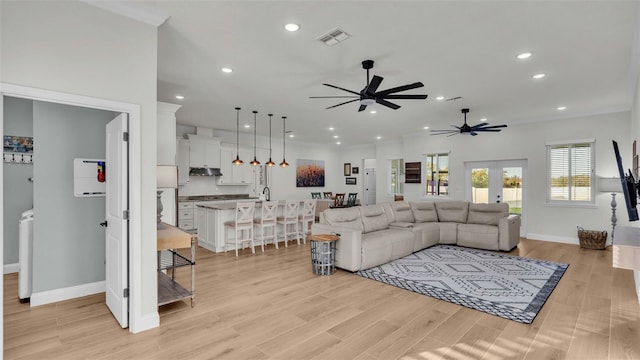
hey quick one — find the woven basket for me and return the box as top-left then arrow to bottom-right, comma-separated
577,226 -> 607,250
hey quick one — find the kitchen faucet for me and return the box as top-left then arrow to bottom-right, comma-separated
262,186 -> 271,201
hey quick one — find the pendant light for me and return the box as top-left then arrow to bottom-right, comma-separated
250,110 -> 260,166
266,113 -> 276,167
280,116 -> 289,167
232,107 -> 243,165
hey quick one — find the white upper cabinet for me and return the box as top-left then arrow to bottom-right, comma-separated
188,137 -> 221,169
176,137 -> 190,185
157,102 -> 182,165
218,145 -> 254,185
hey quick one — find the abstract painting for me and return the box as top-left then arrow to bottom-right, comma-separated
296,159 -> 325,187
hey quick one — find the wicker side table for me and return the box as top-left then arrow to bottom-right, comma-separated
308,234 -> 339,275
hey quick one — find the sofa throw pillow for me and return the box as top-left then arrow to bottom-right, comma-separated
392,202 -> 415,223
435,201 -> 469,223
410,201 -> 438,222
324,207 -> 364,231
361,204 -> 390,233
467,203 -> 508,226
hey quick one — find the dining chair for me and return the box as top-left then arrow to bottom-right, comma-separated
224,201 -> 256,256
333,193 -> 345,208
346,193 -> 357,207
253,201 -> 278,251
311,192 -> 321,199
298,199 -> 316,244
323,191 -> 333,199
277,200 -> 300,247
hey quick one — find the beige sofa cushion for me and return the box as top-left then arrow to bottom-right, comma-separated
458,224 -> 499,251
410,201 -> 438,222
467,203 -> 509,226
391,202 -> 415,223
323,207 -> 363,231
435,201 -> 468,223
361,204 -> 390,233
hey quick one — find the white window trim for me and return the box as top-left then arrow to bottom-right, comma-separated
546,139 -> 596,206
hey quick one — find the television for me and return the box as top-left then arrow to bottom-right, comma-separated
612,140 -> 639,221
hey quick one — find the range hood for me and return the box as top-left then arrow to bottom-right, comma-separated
189,167 -> 223,176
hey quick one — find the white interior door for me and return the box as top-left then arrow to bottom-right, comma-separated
465,159 -> 526,234
105,113 -> 129,328
364,168 -> 376,206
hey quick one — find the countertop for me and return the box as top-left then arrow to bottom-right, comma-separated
178,194 -> 257,202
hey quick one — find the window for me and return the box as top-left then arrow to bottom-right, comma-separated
547,140 -> 595,204
426,153 -> 449,196
389,159 -> 404,195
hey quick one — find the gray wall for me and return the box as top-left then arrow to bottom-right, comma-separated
3,96 -> 34,265
32,101 -> 115,292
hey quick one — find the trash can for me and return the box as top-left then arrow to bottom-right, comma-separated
309,234 -> 339,275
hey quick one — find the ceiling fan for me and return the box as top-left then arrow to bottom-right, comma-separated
430,108 -> 507,136
309,59 -> 428,112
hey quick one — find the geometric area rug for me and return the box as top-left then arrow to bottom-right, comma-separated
355,244 -> 568,324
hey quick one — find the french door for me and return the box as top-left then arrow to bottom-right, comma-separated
465,159 -> 526,233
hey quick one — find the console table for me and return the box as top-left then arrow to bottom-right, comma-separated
157,223 -> 196,307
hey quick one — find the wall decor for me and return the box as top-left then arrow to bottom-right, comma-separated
346,177 -> 356,185
296,159 -> 325,187
3,135 -> 34,164
344,163 -> 351,176
352,166 -> 359,174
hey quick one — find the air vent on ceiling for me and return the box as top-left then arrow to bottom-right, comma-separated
317,28 -> 351,46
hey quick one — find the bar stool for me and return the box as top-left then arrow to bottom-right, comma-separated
253,201 -> 278,251
277,200 -> 300,247
224,201 -> 256,256
323,191 -> 333,199
298,199 -> 316,244
311,192 -> 321,199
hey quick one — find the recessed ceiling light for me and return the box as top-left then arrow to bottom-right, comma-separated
336,141 -> 341,145
557,106 -> 567,111
333,135 -> 338,139
423,126 -> 429,130
289,134 -> 294,138
480,118 -> 488,122
244,124 -> 250,128
175,95 -> 184,100
376,136 -> 382,140
370,110 -> 377,114
284,23 -> 300,32
435,96 -> 445,101
516,52 -> 532,60
221,67 -> 233,73
328,127 -> 334,131
532,73 -> 546,79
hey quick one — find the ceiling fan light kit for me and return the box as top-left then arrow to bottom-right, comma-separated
309,59 -> 428,112
430,108 -> 507,137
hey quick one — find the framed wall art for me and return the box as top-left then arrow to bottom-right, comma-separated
344,163 -> 351,176
296,159 -> 325,187
346,177 -> 356,185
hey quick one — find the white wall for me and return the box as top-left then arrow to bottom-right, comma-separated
401,111 -> 631,242
1,1 -> 159,330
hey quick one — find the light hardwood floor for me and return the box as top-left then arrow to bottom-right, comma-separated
4,238 -> 640,359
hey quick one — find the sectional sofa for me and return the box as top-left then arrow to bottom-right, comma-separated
311,201 -> 521,271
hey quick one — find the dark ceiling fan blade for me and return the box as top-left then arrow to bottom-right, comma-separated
470,131 -> 478,136
376,98 -> 400,110
309,96 -> 359,98
322,83 -> 360,96
364,75 -> 383,95
473,129 -> 504,132
376,82 -> 424,96
358,104 -> 368,112
430,130 -> 459,135
380,94 -> 428,100
326,99 -> 359,109
470,124 -> 508,130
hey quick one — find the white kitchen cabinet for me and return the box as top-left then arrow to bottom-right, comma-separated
189,138 -> 221,169
218,146 -> 254,185
176,138 -> 190,185
157,102 -> 182,165
177,202 -> 196,230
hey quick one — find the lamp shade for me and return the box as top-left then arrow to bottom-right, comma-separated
157,165 -> 178,189
599,177 -> 621,193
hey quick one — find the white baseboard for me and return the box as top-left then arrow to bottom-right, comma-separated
4,263 -> 19,274
30,281 -> 105,307
130,311 -> 160,333
525,233 -> 579,245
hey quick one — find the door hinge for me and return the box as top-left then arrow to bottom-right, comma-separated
123,132 -> 129,142
123,210 -> 129,220
123,288 -> 129,298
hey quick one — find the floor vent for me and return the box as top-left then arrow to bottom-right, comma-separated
317,28 -> 351,46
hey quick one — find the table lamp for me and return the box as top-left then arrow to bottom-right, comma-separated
157,165 -> 178,229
